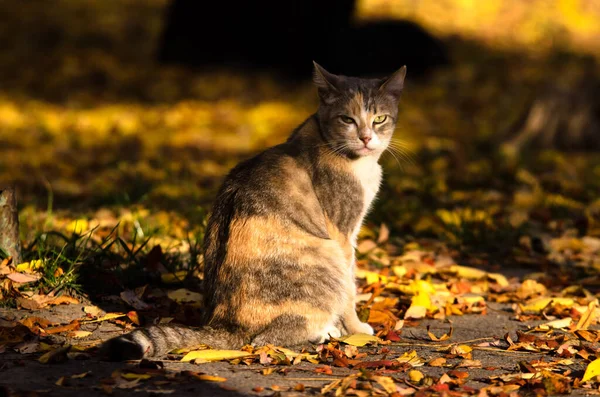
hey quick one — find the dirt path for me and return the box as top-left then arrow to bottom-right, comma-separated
1,302 -> 593,396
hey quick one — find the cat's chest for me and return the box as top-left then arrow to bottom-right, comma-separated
350,157 -> 382,242
351,156 -> 382,209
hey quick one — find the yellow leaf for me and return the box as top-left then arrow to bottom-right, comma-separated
575,301 -> 597,331
181,349 -> 252,363
396,350 -> 425,366
161,270 -> 188,284
408,370 -> 424,383
68,330 -> 92,338
191,374 -> 227,382
39,345 -> 70,364
167,288 -> 203,303
83,305 -> 103,317
520,297 -> 575,313
488,272 -> 509,287
121,373 -> 152,380
539,318 -> 572,330
55,376 -> 68,386
517,279 -> 547,299
355,269 -> 388,285
450,345 -> 473,355
582,358 -> 600,382
447,265 -> 487,280
392,266 -> 407,278
71,371 -> 91,379
428,357 -> 447,367
404,304 -> 427,320
371,376 -> 396,394
336,333 -> 380,347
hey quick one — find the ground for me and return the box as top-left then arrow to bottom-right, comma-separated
0,300 -> 594,397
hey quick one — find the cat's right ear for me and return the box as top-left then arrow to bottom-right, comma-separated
313,61 -> 341,103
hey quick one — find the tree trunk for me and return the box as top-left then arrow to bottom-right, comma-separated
0,186 -> 21,265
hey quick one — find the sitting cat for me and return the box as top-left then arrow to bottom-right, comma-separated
100,62 -> 407,360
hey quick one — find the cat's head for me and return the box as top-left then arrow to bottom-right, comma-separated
313,62 -> 406,159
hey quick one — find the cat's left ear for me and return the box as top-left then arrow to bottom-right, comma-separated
379,66 -> 407,99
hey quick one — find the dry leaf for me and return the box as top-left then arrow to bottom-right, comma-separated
7,273 -> 40,283
167,288 -> 203,303
582,358 -> 600,382
181,349 -> 252,363
39,345 -> 71,364
121,373 -> 152,380
428,357 -> 447,367
336,333 -> 380,347
82,313 -> 126,323
408,370 -> 424,383
372,375 -> 396,394
68,330 -> 92,338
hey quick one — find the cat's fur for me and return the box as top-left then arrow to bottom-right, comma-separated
100,63 -> 406,361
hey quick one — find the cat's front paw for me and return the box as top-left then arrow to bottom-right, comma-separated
357,323 -> 375,335
346,321 -> 374,336
310,324 -> 342,344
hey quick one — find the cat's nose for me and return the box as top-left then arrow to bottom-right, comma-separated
359,136 -> 371,145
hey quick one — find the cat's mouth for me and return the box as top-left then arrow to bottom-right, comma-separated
354,146 -> 377,156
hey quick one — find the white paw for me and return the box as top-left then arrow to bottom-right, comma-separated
353,322 -> 374,335
310,324 -> 342,344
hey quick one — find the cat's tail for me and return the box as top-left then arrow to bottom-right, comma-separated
98,325 -> 245,361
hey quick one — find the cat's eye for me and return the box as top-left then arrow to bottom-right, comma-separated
373,115 -> 387,124
340,116 -> 355,124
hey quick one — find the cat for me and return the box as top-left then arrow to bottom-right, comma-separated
99,62 -> 406,361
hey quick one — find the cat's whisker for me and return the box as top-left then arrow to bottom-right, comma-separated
383,147 -> 404,170
387,142 -> 416,165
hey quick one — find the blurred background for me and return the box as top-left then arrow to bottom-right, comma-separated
0,0 -> 599,295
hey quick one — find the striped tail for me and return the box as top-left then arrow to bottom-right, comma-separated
98,325 -> 245,361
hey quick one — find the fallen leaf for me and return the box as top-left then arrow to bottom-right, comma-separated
190,374 -> 227,382
127,311 -> 140,325
409,370 -> 424,383
68,330 -> 92,338
45,321 -> 80,335
83,305 -> 103,317
427,323 -> 453,341
455,359 -> 482,368
121,373 -> 152,380
181,349 -> 252,363
372,375 -> 396,394
71,371 -> 91,379
428,357 -> 447,367
39,345 -> 70,364
167,288 -> 203,303
396,350 -> 426,366
81,313 -> 126,323
161,270 -> 188,284
575,301 -> 597,331
55,376 -> 68,386
48,296 -> 79,306
336,333 -> 380,347
7,273 -> 40,283
539,317 -> 572,330
519,297 -> 574,313
582,358 -> 600,382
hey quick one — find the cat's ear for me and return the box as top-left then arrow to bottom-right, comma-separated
313,61 -> 341,102
379,65 -> 407,98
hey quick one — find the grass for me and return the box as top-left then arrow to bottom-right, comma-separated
0,1 -> 599,301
